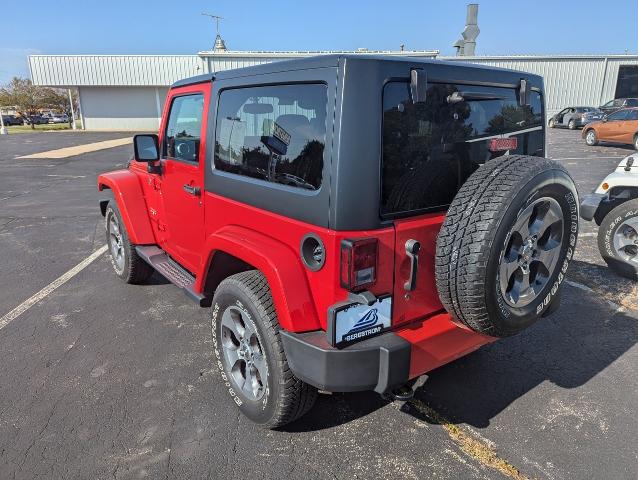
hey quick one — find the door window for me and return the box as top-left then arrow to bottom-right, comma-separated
607,109 -> 630,121
626,110 -> 638,120
214,84 -> 327,191
163,94 -> 205,163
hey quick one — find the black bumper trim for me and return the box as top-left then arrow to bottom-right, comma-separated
280,329 -> 411,393
580,193 -> 606,221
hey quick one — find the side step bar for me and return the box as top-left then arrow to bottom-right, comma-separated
135,246 -> 212,307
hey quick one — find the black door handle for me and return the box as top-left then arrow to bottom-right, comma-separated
404,239 -> 421,291
183,184 -> 201,196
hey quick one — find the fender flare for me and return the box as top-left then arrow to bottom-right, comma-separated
199,226 -> 320,333
97,170 -> 155,245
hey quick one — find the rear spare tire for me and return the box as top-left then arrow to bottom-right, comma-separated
435,155 -> 579,337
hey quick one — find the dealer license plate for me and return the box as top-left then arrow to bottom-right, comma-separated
334,296 -> 392,346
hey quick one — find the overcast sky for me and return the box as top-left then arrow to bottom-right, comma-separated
1,0 -> 636,84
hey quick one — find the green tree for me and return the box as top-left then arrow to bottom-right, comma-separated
0,77 -> 75,129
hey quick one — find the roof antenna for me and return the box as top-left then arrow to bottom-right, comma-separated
202,13 -> 227,51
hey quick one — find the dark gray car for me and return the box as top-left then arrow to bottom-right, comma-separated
599,97 -> 638,115
548,106 -> 603,129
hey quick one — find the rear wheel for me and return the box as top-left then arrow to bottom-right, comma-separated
211,270 -> 317,428
436,155 -> 579,337
548,118 -> 555,128
585,129 -> 598,146
633,134 -> 638,151
105,203 -> 153,284
598,199 -> 638,280
568,119 -> 576,130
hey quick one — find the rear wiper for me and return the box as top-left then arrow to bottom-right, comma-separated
447,91 -> 506,103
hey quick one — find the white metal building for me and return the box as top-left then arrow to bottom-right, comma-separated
29,51 -> 638,130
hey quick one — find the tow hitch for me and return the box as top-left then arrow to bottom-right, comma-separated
383,384 -> 415,402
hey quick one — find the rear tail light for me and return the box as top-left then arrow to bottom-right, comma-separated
489,137 -> 518,152
340,238 -> 378,291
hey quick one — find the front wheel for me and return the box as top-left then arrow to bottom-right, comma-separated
211,271 -> 317,428
585,129 -> 598,146
568,119 -> 576,130
598,199 -> 638,280
548,118 -> 555,128
105,203 -> 153,284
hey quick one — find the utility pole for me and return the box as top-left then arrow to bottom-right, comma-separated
68,89 -> 77,130
0,107 -> 6,135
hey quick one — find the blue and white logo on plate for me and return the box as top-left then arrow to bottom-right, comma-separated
335,297 -> 392,345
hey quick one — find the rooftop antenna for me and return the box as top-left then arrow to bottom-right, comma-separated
202,13 -> 227,51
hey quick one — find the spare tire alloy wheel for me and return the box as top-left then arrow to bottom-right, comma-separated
436,155 -> 579,337
598,199 -> 638,279
499,197 -> 564,308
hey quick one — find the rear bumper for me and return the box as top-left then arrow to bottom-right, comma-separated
281,313 -> 494,393
580,193 -> 606,221
280,330 -> 411,393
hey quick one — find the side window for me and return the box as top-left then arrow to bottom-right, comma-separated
214,84 -> 327,191
608,109 -> 630,121
163,94 -> 204,162
627,110 -> 638,120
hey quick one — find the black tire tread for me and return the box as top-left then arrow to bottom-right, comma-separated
220,270 -> 317,428
435,155 -> 571,337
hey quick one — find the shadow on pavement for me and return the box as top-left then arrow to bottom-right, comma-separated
407,275 -> 637,428
285,259 -> 637,432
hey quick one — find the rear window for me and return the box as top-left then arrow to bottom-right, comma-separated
381,82 -> 543,217
214,83 -> 327,191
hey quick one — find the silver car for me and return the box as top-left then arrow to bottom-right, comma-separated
548,106 -> 603,130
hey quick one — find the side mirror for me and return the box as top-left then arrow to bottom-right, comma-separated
602,116 -> 608,122
410,68 -> 427,104
133,134 -> 159,162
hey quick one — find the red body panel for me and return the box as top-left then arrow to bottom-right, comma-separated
396,312 -> 494,379
199,192 -> 395,333
392,213 -> 446,326
97,170 -> 156,245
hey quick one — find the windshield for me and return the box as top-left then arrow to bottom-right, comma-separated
381,82 -> 544,217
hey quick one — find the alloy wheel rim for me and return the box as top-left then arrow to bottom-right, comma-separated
220,306 -> 267,401
587,131 -> 595,144
108,216 -> 125,272
499,197 -> 564,308
613,216 -> 638,264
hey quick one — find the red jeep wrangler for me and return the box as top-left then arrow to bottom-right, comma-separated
98,55 -> 578,428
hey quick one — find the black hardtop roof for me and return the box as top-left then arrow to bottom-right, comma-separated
171,54 -> 542,88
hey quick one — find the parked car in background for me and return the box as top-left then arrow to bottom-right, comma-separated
23,115 -> 47,125
548,106 -> 603,129
580,153 -> 638,279
583,107 -> 638,150
1,114 -> 24,126
48,113 -> 69,124
599,98 -> 638,115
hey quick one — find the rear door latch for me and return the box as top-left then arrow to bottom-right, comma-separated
404,239 -> 421,291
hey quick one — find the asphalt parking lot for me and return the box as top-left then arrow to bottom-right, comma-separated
0,129 -> 636,480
